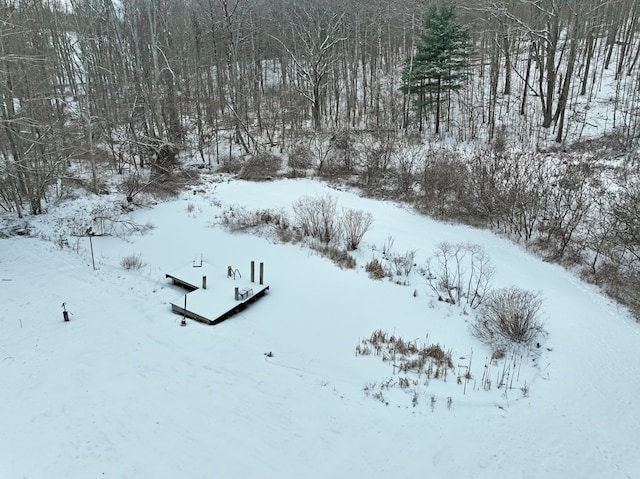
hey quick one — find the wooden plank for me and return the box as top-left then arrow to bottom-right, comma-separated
165,273 -> 199,292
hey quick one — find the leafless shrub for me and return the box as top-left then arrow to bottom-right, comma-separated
381,235 -> 395,256
219,155 -> 244,174
326,129 -> 355,175
372,390 -> 388,406
121,253 -> 145,271
491,346 -> 506,363
122,171 -> 144,204
55,235 -> 69,249
355,342 -> 372,355
342,208 -> 373,250
412,389 -> 420,407
148,168 -> 196,199
472,287 -> 546,346
122,165 -> 196,204
388,250 -> 416,276
287,143 -> 314,175
425,242 -> 494,308
418,150 -> 468,218
292,194 -> 341,244
363,382 -> 375,396
150,143 -> 180,180
365,258 -> 388,279
221,206 -> 290,236
239,151 -> 282,180
371,235 -> 416,279
392,144 -> 420,198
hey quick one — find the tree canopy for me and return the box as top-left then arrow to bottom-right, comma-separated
401,2 -> 472,133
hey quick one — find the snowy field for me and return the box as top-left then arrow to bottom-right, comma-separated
1,176 -> 639,478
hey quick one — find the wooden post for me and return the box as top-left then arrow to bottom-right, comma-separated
259,262 -> 264,285
251,261 -> 255,283
202,276 -> 207,289
181,295 -> 187,326
235,287 -> 239,301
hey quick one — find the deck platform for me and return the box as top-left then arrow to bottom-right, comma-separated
166,261 -> 269,325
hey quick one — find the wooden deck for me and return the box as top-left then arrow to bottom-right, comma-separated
166,261 -> 269,325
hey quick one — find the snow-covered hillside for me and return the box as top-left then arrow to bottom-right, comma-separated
1,177 -> 639,478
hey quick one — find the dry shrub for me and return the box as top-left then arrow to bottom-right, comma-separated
365,258 -> 387,279
310,244 -> 356,269
355,330 -> 454,375
221,206 -> 289,233
423,344 -> 453,368
121,253 -> 145,271
239,151 -> 282,180
287,143 -> 314,173
491,346 -> 506,362
472,286 -> 546,346
220,155 -> 244,174
292,194 -> 341,245
342,208 -> 373,250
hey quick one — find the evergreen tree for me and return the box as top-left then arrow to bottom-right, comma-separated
401,2 -> 472,134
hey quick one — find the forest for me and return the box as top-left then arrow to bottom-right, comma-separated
1,0 -> 640,319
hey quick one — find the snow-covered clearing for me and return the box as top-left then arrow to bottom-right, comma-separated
1,177 -> 639,478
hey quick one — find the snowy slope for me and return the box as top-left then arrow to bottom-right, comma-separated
1,177 -> 639,479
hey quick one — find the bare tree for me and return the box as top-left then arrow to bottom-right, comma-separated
270,0 -> 346,130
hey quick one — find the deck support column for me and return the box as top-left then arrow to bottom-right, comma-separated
259,262 -> 264,285
251,261 -> 255,283
202,276 -> 207,289
235,286 -> 239,301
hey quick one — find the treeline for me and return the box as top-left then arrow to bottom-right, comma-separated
0,1 -> 639,315
2,0 -> 640,211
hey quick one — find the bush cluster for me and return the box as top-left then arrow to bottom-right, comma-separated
239,151 -> 282,180
120,253 -> 145,271
471,286 -> 546,347
221,194 -> 371,269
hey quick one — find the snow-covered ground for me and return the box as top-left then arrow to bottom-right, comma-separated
1,176 -> 639,478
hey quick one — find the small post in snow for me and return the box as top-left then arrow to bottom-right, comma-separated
86,227 -> 96,270
181,295 -> 187,326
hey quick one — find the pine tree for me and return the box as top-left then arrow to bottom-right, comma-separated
401,2 -> 472,134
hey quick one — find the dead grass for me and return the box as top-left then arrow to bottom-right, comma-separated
355,329 -> 454,378
310,244 -> 356,269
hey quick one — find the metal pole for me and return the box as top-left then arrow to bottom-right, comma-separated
259,262 -> 264,285
88,235 -> 95,270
